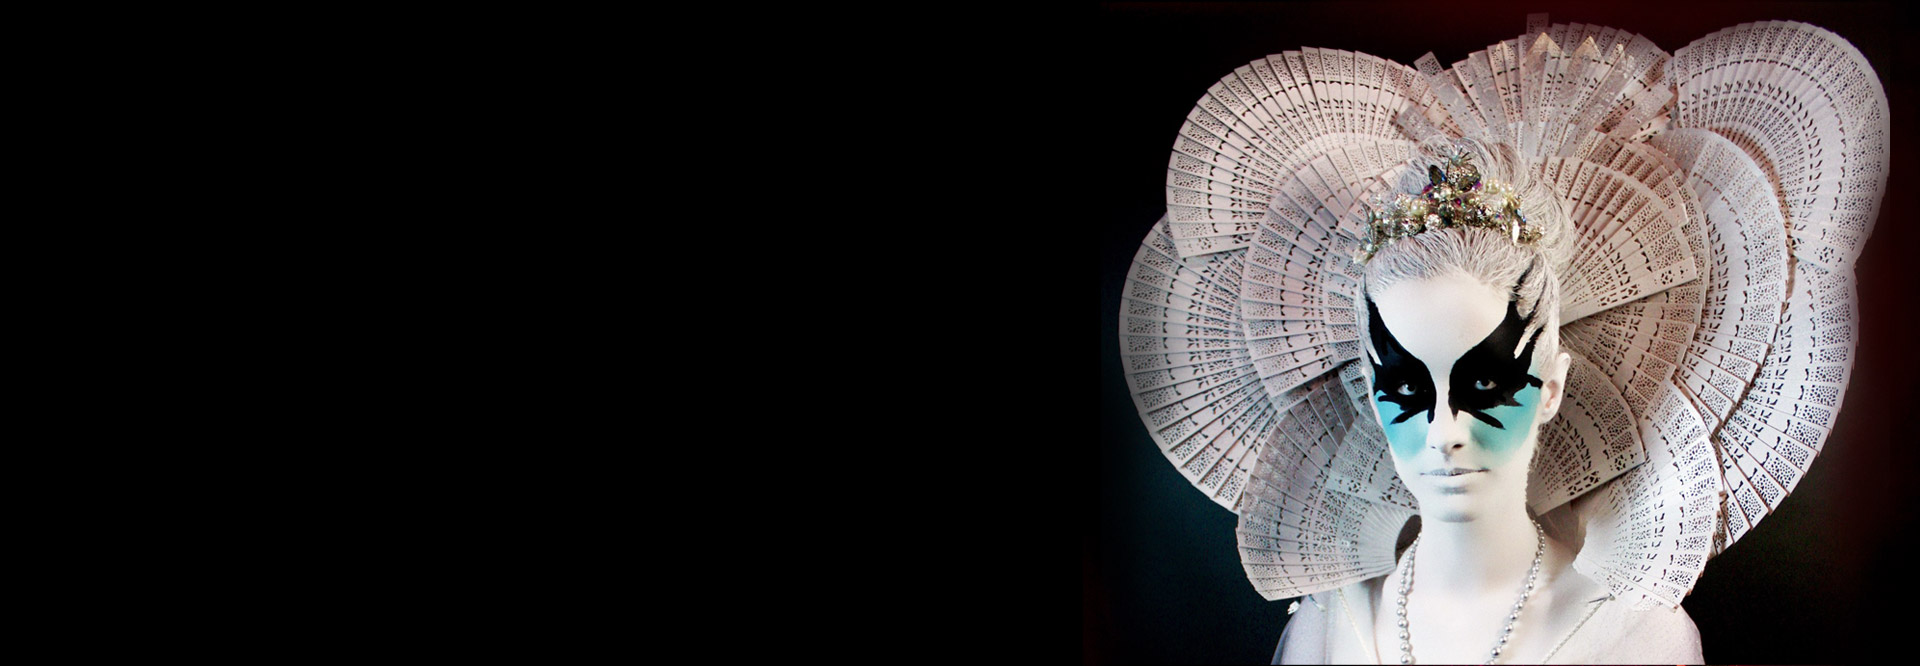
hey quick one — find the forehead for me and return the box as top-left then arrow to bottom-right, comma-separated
1370,272 -> 1510,369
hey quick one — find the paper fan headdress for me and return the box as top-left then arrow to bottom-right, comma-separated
1118,14 -> 1887,610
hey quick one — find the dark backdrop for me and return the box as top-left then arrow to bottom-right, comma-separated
1093,2 -> 1920,663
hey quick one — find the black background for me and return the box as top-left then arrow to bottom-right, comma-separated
1092,2 -> 1920,663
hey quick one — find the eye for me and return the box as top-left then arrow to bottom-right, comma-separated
1395,383 -> 1416,396
1474,379 -> 1497,391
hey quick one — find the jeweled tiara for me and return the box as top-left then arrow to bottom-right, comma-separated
1353,153 -> 1539,263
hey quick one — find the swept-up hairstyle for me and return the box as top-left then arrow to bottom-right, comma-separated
1355,137 -> 1573,385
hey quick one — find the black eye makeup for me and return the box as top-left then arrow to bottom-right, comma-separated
1366,295 -> 1434,424
1366,294 -> 1545,430
1447,299 -> 1545,428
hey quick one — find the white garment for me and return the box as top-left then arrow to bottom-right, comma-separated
1273,573 -> 1702,664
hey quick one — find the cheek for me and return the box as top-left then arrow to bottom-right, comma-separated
1467,384 -> 1543,466
1375,399 -> 1429,460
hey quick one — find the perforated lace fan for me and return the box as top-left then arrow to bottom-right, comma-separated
1118,15 -> 1887,611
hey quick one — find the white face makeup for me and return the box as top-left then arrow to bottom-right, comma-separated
1366,272 -> 1557,523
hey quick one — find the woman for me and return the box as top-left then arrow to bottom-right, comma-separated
1109,12 -> 1887,666
1115,14 -> 1884,664
1271,140 -> 1700,663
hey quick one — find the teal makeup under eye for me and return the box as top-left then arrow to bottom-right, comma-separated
1463,383 -> 1540,466
1368,292 -> 1547,463
1376,382 -> 1542,463
1377,397 -> 1429,459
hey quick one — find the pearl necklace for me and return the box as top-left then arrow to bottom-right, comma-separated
1394,522 -> 1544,664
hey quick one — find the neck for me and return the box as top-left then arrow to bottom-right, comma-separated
1412,503 -> 1537,597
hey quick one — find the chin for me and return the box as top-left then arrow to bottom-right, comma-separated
1416,496 -> 1486,523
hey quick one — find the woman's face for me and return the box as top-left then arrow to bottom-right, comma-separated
1365,272 -> 1557,523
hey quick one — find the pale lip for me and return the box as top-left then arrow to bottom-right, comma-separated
1421,467 -> 1486,477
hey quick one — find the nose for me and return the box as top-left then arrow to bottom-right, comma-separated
1426,406 -> 1472,455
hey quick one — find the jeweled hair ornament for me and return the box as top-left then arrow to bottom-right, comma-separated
1354,153 -> 1538,264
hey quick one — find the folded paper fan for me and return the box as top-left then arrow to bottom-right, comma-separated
1118,13 -> 1887,609
1119,216 -> 1271,511
1659,22 -> 1883,552
1240,139 -> 1412,402
1166,49 -> 1435,258
1235,363 -> 1415,600
1568,382 -> 1720,610
1670,21 -> 1890,270
1647,128 -> 1794,550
